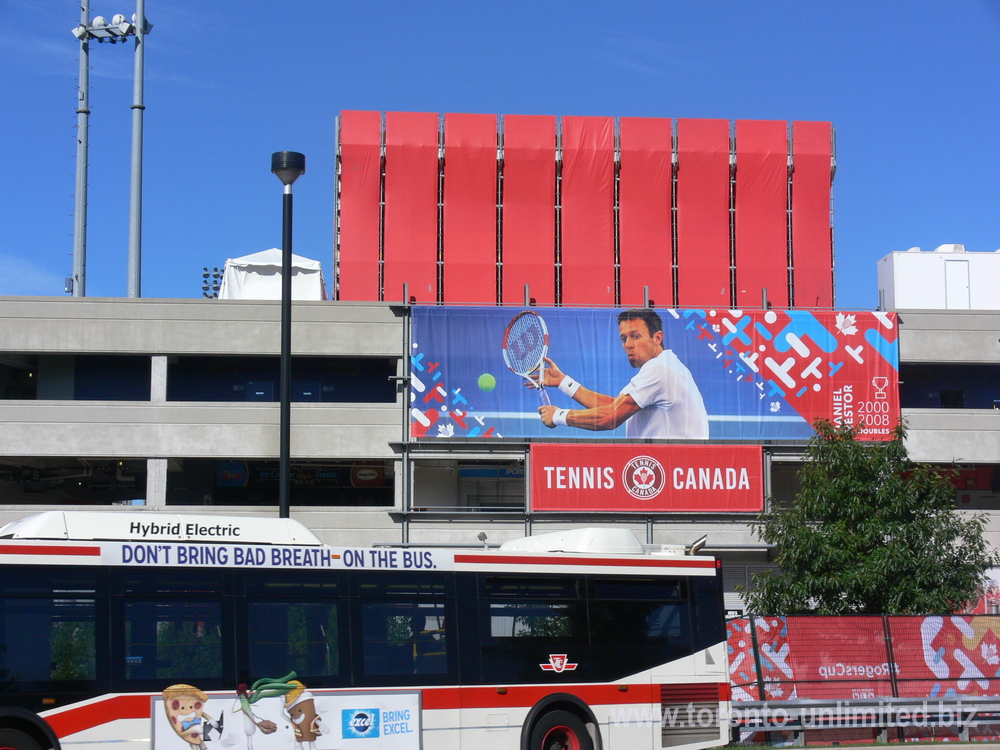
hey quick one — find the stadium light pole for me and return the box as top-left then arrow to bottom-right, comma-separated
271,151 -> 305,519
70,2 -> 152,297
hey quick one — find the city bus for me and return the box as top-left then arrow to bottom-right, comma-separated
0,511 -> 730,750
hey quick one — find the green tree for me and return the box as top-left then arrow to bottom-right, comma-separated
744,420 -> 997,615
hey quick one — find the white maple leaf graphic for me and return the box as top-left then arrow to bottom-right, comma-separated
436,423 -> 455,438
983,642 -> 1000,665
770,401 -> 781,413
835,312 -> 858,335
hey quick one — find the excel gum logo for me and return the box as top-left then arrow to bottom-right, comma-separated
342,708 -> 380,739
622,456 -> 666,500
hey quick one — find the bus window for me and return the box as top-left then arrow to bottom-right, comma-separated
124,601 -> 223,681
359,602 -> 449,679
122,568 -> 230,596
588,576 -> 690,645
480,576 -> 587,683
248,602 -> 341,679
0,567 -> 100,689
690,575 -> 726,651
0,596 -> 97,686
488,601 -> 579,639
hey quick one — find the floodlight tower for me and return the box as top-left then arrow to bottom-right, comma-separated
70,1 -> 152,298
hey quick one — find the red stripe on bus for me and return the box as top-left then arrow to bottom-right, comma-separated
454,554 -> 716,569
46,695 -> 151,736
422,683 -> 661,709
0,545 -> 100,557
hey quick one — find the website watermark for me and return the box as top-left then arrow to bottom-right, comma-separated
609,701 -> 977,730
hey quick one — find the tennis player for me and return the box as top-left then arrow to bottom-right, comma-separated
538,309 -> 709,439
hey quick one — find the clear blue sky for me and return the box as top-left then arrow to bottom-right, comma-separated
3,0 -> 999,308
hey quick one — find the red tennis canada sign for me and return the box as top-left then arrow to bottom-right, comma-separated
530,444 -> 764,512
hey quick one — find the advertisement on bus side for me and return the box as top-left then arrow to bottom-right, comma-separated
102,543 -> 454,571
153,687 -> 421,750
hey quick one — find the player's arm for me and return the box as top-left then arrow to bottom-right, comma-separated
539,393 -> 642,431
538,357 -> 614,408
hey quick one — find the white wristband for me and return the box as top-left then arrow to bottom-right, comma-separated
558,377 -> 581,398
552,408 -> 570,426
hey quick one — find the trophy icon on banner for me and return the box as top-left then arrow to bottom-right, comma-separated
872,376 -> 889,399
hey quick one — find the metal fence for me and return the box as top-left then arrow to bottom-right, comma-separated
727,614 -> 1000,744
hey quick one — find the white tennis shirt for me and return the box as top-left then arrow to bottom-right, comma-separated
618,349 -> 710,439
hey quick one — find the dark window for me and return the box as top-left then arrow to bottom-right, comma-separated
75,356 -> 151,400
0,567 -> 102,691
0,567 -> 99,595
352,571 -> 454,684
166,356 -> 397,403
0,459 -> 147,506
588,577 -> 688,647
484,576 -> 582,599
0,596 -> 97,686
691,574 -> 727,652
359,602 -> 449,678
122,568 -> 230,596
248,602 -> 341,680
243,570 -> 340,598
124,601 -> 224,681
166,459 -> 393,507
899,363 -> 1000,409
479,576 -> 586,683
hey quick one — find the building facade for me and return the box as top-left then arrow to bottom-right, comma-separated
1,294 -> 997,613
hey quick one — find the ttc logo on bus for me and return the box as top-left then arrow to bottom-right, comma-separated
541,654 -> 578,672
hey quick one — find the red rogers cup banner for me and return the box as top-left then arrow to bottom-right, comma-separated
530,444 -> 763,512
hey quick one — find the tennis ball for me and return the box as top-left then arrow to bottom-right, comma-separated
478,373 -> 496,392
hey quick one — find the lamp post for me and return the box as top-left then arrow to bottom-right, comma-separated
70,2 -> 152,297
271,151 -> 305,519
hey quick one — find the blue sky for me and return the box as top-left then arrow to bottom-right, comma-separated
3,0 -> 999,307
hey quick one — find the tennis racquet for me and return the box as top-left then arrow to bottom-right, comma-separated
502,311 -> 551,406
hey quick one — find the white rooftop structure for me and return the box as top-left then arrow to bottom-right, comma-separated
878,244 -> 1000,310
218,249 -> 328,301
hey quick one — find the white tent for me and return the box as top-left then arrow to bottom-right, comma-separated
217,249 -> 327,300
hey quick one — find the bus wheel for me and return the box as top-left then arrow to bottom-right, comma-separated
529,710 -> 592,750
0,729 -> 43,750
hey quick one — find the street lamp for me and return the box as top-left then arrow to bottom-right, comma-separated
271,151 -> 305,519
70,1 -> 152,298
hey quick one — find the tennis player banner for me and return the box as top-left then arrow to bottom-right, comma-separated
530,444 -> 763,512
409,306 -> 899,441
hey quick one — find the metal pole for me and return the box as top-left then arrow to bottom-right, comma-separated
72,0 -> 91,297
126,0 -> 146,298
279,184 -> 293,518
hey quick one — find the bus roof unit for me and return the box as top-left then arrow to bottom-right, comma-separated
0,511 -> 322,546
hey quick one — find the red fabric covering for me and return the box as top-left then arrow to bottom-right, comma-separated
560,116 -> 615,306
383,111 -> 439,303
735,120 -> 789,308
500,115 -> 557,305
443,113 -> 498,304
791,121 -> 834,308
337,111 -> 382,301
619,117 -> 674,307
676,119 -> 731,308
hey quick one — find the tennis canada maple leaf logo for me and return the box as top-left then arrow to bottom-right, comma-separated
835,313 -> 858,335
622,456 -> 666,500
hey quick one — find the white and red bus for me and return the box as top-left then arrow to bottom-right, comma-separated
0,511 -> 730,750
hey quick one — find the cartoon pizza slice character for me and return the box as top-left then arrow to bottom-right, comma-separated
162,684 -> 223,749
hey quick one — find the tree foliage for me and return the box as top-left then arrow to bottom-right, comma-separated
744,420 -> 997,615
